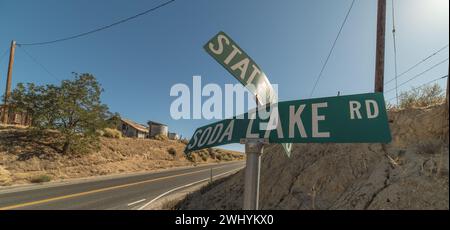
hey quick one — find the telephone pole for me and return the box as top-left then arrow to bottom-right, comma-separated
2,40 -> 16,124
374,0 -> 386,93
446,65 -> 449,111
446,65 -> 449,143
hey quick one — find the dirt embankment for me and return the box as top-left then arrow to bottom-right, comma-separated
0,130 -> 243,186
176,104 -> 449,210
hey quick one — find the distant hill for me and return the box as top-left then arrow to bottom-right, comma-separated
0,128 -> 243,186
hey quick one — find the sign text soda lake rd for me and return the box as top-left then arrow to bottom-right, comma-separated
185,93 -> 391,152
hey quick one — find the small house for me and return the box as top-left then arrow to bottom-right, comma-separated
168,132 -> 179,140
148,120 -> 168,138
118,118 -> 149,139
0,104 -> 32,126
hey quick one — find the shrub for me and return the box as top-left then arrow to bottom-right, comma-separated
154,134 -> 168,141
103,128 -> 122,139
161,199 -> 181,210
180,138 -> 189,145
221,155 -> 232,161
416,140 -> 442,155
208,148 -> 216,159
397,83 -> 445,109
30,174 -> 52,183
200,153 -> 208,162
167,147 -> 177,156
195,149 -> 210,161
185,153 -> 196,162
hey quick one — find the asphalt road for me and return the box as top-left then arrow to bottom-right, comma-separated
0,161 -> 245,210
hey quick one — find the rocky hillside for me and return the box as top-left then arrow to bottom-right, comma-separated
176,104 -> 449,210
0,128 -> 243,186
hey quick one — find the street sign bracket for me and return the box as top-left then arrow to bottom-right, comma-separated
240,138 -> 269,145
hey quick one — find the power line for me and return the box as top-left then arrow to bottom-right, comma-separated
385,58 -> 448,93
385,44 -> 449,85
0,47 -> 8,63
386,74 -> 448,102
391,0 -> 399,105
18,46 -> 61,81
17,0 -> 176,46
309,0 -> 355,97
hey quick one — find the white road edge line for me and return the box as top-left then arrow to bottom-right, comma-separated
137,167 -> 244,210
127,199 -> 146,206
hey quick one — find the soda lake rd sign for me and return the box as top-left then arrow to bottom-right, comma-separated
203,31 -> 293,156
185,93 -> 392,153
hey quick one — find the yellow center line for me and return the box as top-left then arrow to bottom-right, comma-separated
0,164 -> 237,210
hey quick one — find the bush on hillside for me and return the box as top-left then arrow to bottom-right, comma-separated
416,140 -> 442,155
185,152 -> 196,162
30,174 -> 52,183
103,128 -> 122,139
221,154 -> 232,161
154,134 -> 169,141
167,147 -> 177,156
208,148 -> 216,159
393,83 -> 445,109
180,138 -> 189,145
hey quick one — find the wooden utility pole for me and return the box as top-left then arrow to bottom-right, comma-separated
446,65 -> 449,143
374,0 -> 386,93
2,40 -> 16,124
446,65 -> 449,110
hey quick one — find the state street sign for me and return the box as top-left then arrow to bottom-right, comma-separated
185,93 -> 392,153
204,31 -> 292,156
204,31 -> 276,105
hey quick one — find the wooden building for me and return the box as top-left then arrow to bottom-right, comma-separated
0,104 -> 32,126
148,120 -> 168,138
168,132 -> 180,140
118,118 -> 149,139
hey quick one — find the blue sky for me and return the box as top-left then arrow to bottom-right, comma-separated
1,0 -> 448,152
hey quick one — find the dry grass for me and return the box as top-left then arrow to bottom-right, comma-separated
161,198 -> 182,210
0,128 -> 243,186
387,83 -> 445,110
416,140 -> 442,155
102,128 -> 122,139
153,134 -> 168,141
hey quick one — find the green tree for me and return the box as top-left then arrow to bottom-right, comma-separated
9,73 -> 110,154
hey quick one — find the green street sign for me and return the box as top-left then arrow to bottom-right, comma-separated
185,93 -> 392,153
204,31 -> 276,105
204,31 -> 292,156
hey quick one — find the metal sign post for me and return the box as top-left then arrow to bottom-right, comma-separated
240,138 -> 268,210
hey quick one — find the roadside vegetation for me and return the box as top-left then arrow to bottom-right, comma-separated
387,83 -> 445,110
185,148 -> 240,163
102,128 -> 122,139
0,128 -> 243,186
30,174 -> 52,183
8,73 -> 113,154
